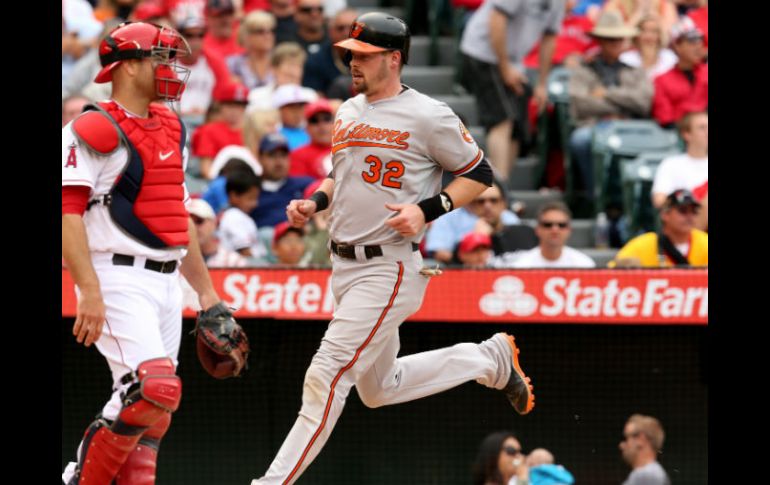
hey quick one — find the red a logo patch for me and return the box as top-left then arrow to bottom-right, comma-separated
66,143 -> 77,168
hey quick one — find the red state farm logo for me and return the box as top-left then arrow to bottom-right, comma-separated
479,276 -> 538,317
477,275 -> 709,320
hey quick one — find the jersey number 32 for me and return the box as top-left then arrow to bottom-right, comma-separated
362,155 -> 404,189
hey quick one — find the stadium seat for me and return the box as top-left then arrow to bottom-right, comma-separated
621,151 -> 679,236
534,67 -> 574,197
591,120 -> 680,216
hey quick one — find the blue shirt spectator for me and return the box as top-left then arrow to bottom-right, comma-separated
426,208 -> 520,255
251,176 -> 314,227
280,125 -> 311,151
250,133 -> 313,227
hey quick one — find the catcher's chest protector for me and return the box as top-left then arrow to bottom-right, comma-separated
77,101 -> 189,249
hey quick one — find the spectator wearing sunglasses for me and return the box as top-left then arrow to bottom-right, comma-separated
611,189 -> 707,268
302,8 -> 358,94
289,99 -> 335,179
290,0 -> 330,56
425,181 -> 521,265
472,431 -> 529,485
619,414 -> 671,485
227,10 -> 278,90
512,202 -> 595,268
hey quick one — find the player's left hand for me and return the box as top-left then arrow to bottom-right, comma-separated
384,203 -> 425,237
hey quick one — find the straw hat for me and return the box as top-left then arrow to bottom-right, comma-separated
590,10 -> 638,39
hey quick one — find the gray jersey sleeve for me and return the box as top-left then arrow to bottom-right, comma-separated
545,0 -> 567,34
492,0 -> 524,17
426,104 -> 483,177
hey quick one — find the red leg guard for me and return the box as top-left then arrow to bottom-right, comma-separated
70,359 -> 181,485
74,420 -> 144,485
114,413 -> 172,485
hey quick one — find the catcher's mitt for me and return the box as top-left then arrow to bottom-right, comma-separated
191,302 -> 250,379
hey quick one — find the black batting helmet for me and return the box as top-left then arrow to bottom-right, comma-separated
334,12 -> 411,64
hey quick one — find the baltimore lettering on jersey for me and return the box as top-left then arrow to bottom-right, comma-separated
332,119 -> 411,153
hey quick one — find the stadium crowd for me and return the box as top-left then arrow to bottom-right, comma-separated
63,0 -> 707,269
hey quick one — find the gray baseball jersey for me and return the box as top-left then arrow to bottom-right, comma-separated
328,86 -> 483,245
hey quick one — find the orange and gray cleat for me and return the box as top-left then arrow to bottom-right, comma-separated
499,333 -> 535,415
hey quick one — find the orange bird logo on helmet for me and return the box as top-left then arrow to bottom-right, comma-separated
351,22 -> 365,38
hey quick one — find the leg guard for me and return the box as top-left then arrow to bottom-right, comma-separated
114,413 -> 172,485
69,358 -> 182,485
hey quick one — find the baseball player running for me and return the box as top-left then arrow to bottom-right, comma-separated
253,13 -> 535,484
62,22 -> 248,485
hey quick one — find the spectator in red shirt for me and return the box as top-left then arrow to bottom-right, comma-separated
193,82 -> 250,178
203,0 -> 245,59
289,98 -> 334,179
652,18 -> 707,128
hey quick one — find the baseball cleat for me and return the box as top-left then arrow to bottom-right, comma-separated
499,333 -> 535,415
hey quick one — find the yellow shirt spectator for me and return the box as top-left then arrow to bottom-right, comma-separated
610,230 -> 708,267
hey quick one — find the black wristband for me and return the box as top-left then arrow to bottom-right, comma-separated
308,191 -> 329,211
417,191 -> 453,223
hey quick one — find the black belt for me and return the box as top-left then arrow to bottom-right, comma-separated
112,253 -> 178,273
330,241 -> 419,260
86,194 -> 112,211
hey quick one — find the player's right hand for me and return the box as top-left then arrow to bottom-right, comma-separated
73,290 -> 106,347
287,199 -> 317,227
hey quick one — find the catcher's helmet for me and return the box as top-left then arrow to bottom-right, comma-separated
95,22 -> 191,101
334,12 -> 411,64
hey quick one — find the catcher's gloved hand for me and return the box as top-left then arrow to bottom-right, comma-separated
191,302 -> 250,379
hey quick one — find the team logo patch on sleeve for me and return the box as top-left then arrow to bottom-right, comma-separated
459,121 -> 475,144
65,142 -> 78,168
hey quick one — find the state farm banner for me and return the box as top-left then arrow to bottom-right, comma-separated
62,268 -> 707,324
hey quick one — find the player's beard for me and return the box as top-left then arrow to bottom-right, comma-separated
353,55 -> 389,95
